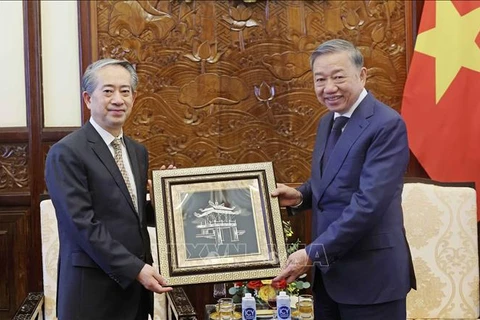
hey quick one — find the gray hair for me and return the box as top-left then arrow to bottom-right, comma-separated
81,58 -> 138,94
310,39 -> 364,70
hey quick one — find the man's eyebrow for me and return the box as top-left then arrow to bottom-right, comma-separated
100,84 -> 131,89
313,68 -> 345,76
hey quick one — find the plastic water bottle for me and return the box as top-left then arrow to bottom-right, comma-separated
242,292 -> 256,320
276,291 -> 291,320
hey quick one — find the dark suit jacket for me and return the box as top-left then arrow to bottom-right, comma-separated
45,121 -> 154,319
298,93 -> 415,305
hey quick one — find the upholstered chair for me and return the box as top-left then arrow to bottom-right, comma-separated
403,178 -> 479,319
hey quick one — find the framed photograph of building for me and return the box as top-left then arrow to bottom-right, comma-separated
151,162 -> 287,285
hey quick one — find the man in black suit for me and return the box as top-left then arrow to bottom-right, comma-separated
45,59 -> 172,320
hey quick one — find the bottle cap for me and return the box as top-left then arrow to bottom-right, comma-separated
279,291 -> 287,296
245,293 -> 252,298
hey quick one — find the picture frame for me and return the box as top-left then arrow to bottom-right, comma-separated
151,162 -> 287,286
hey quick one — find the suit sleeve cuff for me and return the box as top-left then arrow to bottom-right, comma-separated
290,197 -> 303,208
286,193 -> 304,216
113,258 -> 145,289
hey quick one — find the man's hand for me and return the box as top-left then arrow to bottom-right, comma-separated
136,264 -> 173,294
271,183 -> 303,207
147,179 -> 155,209
273,249 -> 312,284
147,179 -> 153,195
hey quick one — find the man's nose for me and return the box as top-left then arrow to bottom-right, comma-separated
324,78 -> 337,92
111,90 -> 123,104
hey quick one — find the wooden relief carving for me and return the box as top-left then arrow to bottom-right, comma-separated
0,144 -> 28,191
95,0 -> 407,183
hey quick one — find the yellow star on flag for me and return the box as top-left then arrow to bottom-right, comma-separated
414,0 -> 480,103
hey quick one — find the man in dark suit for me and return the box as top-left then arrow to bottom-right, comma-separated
272,39 -> 416,319
45,59 -> 172,320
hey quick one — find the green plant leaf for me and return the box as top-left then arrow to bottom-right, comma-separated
232,294 -> 242,303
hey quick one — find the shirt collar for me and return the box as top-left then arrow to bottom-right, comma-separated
334,88 -> 367,119
89,117 -> 124,146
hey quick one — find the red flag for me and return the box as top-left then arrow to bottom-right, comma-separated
402,0 -> 480,218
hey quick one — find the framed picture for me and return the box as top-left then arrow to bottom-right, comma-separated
151,162 -> 287,286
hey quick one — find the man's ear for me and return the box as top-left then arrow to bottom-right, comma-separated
359,67 -> 367,85
132,91 -> 137,103
82,91 -> 92,109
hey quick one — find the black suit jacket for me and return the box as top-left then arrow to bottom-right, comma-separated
45,121 -> 154,319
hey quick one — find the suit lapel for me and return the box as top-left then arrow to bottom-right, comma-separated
316,113 -> 334,169
84,122 -> 138,216
309,114 -> 333,207
317,94 -> 374,200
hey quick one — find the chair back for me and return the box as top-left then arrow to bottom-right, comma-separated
403,178 -> 479,319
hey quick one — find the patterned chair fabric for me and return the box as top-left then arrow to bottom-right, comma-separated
403,179 -> 479,319
40,199 -> 167,320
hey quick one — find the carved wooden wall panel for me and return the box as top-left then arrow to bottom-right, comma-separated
0,143 -> 30,318
94,0 -> 408,185
0,144 -> 28,192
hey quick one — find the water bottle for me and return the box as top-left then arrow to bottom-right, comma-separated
276,291 -> 291,320
242,292 -> 256,320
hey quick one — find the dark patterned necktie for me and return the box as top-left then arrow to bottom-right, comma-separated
322,116 -> 349,172
111,138 -> 137,212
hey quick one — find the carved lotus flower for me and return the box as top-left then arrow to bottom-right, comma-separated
184,41 -> 222,64
223,4 -> 258,31
254,81 -> 275,102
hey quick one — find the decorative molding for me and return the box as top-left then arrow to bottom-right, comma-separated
0,128 -> 29,144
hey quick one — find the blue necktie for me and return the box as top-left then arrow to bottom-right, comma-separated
322,116 -> 349,172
